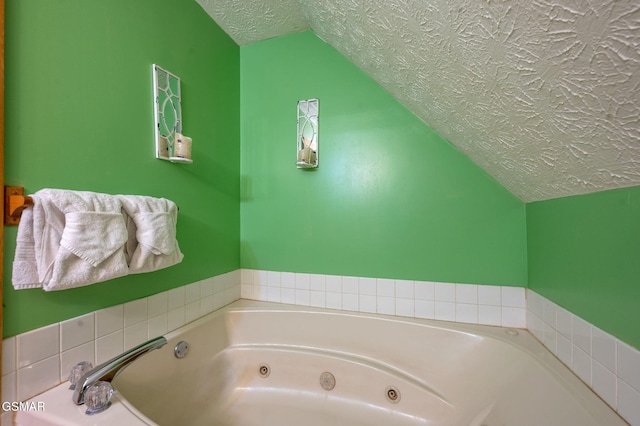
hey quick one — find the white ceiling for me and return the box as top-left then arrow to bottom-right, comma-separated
196,0 -> 640,202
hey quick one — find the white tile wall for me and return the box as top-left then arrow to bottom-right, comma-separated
95,305 -> 123,338
124,299 -> 148,327
240,269 -> 526,328
17,356 -> 59,402
60,314 -> 94,352
1,270 -> 241,403
527,289 -> 640,425
17,324 -> 60,369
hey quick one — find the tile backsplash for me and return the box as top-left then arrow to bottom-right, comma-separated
2,268 -> 639,425
527,289 -> 640,425
2,270 -> 241,403
240,269 -> 527,328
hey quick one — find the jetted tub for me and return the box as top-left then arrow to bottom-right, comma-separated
16,300 -> 626,425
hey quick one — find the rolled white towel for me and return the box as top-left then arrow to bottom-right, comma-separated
118,195 -> 184,274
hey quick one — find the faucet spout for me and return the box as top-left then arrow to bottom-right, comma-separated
73,336 -> 167,405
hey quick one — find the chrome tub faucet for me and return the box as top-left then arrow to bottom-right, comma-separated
72,336 -> 168,407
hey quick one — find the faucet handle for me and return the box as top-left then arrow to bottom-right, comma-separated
84,381 -> 114,415
69,361 -> 94,390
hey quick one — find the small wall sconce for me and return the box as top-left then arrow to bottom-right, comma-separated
297,99 -> 319,169
153,64 -> 192,163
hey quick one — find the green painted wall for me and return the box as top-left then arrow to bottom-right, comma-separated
240,31 -> 527,286
3,0 -> 240,338
527,186 -> 640,349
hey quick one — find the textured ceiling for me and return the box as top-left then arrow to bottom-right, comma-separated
196,0 -> 640,202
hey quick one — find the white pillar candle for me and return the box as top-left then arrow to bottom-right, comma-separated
174,133 -> 192,159
157,135 -> 169,159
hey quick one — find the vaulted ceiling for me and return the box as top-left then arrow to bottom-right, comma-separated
195,0 -> 640,202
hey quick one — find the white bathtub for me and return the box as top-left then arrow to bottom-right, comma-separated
15,300 -> 626,425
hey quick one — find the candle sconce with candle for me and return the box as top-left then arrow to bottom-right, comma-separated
296,99 -> 319,169
152,64 -> 193,163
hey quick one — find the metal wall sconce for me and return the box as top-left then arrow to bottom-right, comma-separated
297,99 -> 319,169
152,64 -> 192,163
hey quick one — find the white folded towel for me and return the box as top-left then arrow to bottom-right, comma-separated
12,189 -> 184,291
11,208 -> 41,289
118,195 -> 184,274
12,189 -> 129,291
